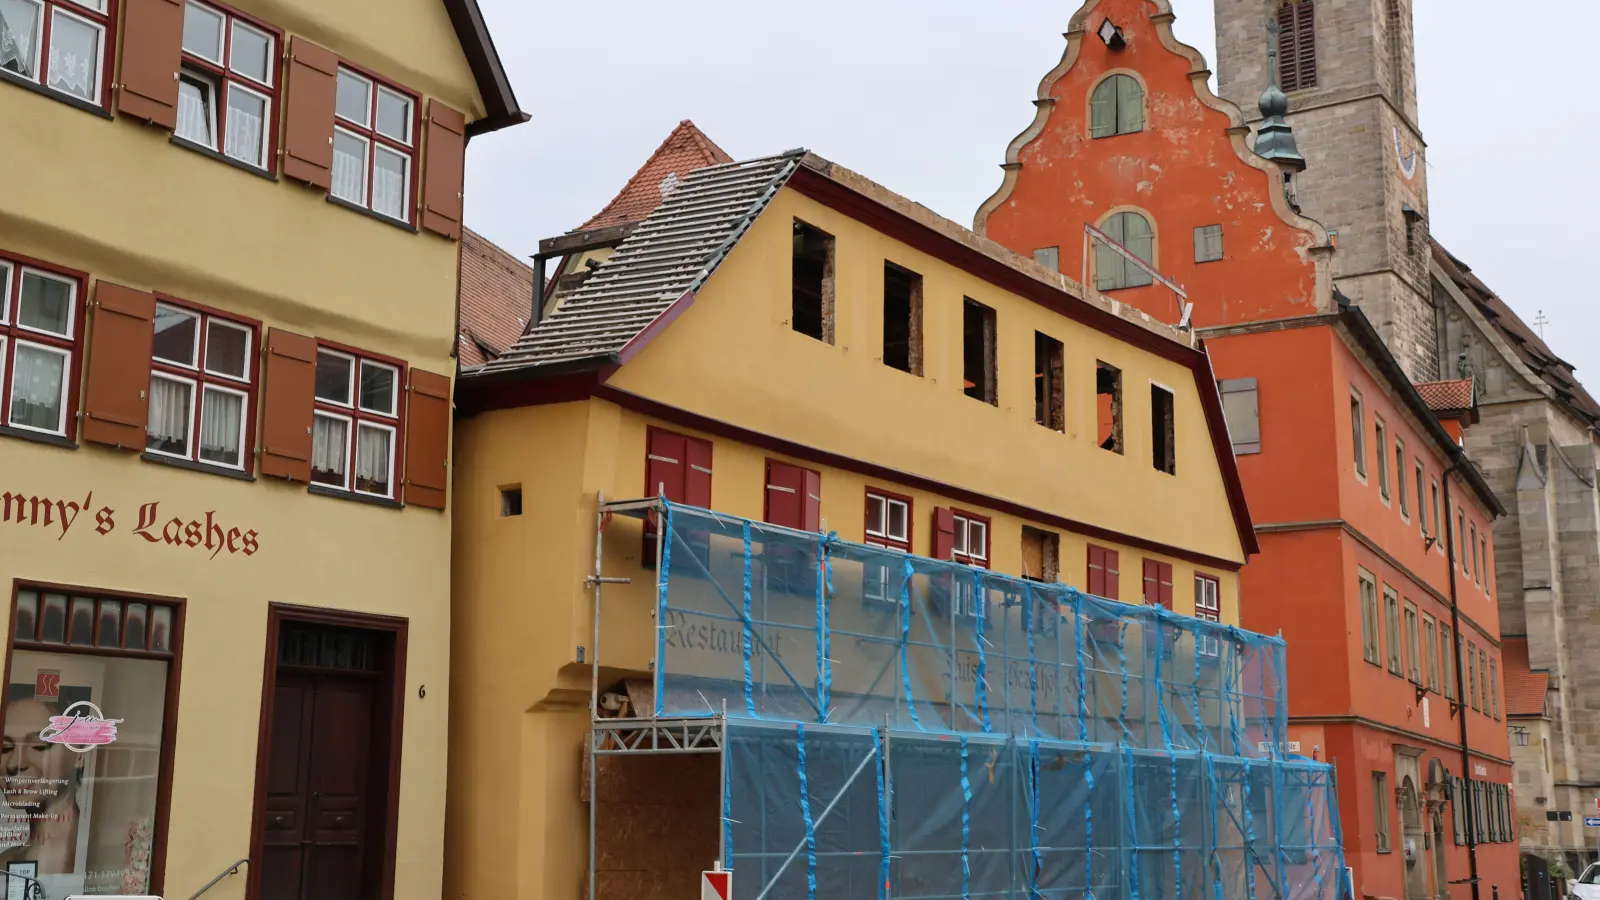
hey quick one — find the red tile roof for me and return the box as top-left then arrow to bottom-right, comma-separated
579,120 -> 733,230
458,228 -> 534,368
1414,379 -> 1475,411
1501,638 -> 1550,717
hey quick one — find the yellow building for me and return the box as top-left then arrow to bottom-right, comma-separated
451,150 -> 1260,898
0,0 -> 522,897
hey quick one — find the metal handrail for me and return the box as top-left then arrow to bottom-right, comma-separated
185,858 -> 248,900
0,869 -> 43,900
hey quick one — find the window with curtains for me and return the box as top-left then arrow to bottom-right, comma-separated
0,257 -> 79,438
0,0 -> 112,107
1089,73 -> 1143,137
145,301 -> 255,471
174,0 -> 278,171
311,345 -> 403,499
1095,211 -> 1154,291
330,66 -> 416,223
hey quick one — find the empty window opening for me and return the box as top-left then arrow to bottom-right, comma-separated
499,486 -> 522,517
1089,73 -> 1144,138
962,298 -> 997,405
882,262 -> 923,375
1151,384 -> 1175,474
1033,247 -> 1061,272
1096,211 -> 1154,291
1218,378 -> 1260,454
1194,225 -> 1224,263
1021,526 -> 1060,582
792,220 -> 835,343
1035,332 -> 1064,431
1096,361 -> 1123,454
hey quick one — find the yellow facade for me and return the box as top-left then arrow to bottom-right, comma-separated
0,0 -> 519,897
449,166 -> 1251,899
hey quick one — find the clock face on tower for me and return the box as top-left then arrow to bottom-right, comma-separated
1394,127 -> 1420,181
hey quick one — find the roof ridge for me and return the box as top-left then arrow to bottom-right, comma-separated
579,120 -> 736,231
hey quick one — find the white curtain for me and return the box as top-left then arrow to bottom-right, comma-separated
331,133 -> 366,205
146,377 -> 190,445
198,388 -> 242,465
10,345 -> 63,430
0,0 -> 40,77
312,415 -> 348,477
176,79 -> 211,146
224,92 -> 264,165
355,425 -> 390,489
371,157 -> 404,219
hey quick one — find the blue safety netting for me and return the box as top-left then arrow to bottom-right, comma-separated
649,502 -> 1345,900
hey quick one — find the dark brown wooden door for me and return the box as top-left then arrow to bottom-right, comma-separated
258,670 -> 376,900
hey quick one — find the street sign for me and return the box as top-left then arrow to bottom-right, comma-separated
1585,816 -> 1600,828
702,870 -> 732,900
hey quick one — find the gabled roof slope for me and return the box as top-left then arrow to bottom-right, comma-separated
479,152 -> 801,373
458,228 -> 534,367
1414,379 -> 1474,412
1432,243 -> 1600,427
441,0 -> 526,135
580,120 -> 735,230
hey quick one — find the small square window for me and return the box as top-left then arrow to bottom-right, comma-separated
204,319 -> 250,380
375,86 -> 412,144
153,304 -> 200,367
1194,225 -> 1223,263
315,350 -> 354,405
181,0 -> 224,61
18,270 -> 72,337
336,68 -> 371,125
358,360 -> 397,416
229,19 -> 272,84
500,487 -> 523,517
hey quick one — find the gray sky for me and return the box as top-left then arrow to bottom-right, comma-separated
465,0 -> 1600,384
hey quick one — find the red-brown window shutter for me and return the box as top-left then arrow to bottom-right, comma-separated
932,507 -> 955,561
802,469 -> 822,533
259,329 -> 317,481
81,282 -> 156,449
684,437 -> 713,507
1142,559 -> 1159,606
1158,563 -> 1173,609
765,461 -> 804,529
1104,549 -> 1120,600
282,38 -> 338,189
421,101 -> 467,239
116,0 -> 183,127
645,428 -> 686,500
403,368 -> 452,509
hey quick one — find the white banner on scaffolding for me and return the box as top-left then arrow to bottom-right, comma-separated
701,870 -> 730,900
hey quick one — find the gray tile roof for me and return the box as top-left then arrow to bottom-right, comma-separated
476,151 -> 803,374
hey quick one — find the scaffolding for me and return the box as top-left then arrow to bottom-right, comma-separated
588,498 -> 1347,900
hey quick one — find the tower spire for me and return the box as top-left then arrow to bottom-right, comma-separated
1255,20 -> 1306,173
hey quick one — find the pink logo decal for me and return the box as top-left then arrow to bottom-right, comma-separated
39,701 -> 122,752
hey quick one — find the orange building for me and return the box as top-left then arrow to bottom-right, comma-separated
975,3 -> 1521,900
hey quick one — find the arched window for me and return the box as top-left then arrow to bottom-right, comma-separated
1089,74 -> 1143,138
1096,211 -> 1154,291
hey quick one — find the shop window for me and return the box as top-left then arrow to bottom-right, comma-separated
1151,384 -> 1175,474
791,220 -> 834,344
0,258 -> 81,439
2,584 -> 181,896
0,0 -> 112,108
311,345 -> 404,499
175,0 -> 280,171
145,300 -> 257,472
882,262 -> 922,375
962,298 -> 996,405
1096,361 -> 1122,453
1035,332 -> 1064,431
1218,378 -> 1260,455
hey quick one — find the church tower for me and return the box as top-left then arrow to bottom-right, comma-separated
1214,0 -> 1437,380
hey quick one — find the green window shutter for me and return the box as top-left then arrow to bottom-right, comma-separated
1125,213 -> 1154,286
1097,213 -> 1126,290
1090,79 -> 1116,138
1116,75 -> 1144,133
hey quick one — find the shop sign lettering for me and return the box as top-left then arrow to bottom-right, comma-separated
39,701 -> 121,752
2,491 -> 259,559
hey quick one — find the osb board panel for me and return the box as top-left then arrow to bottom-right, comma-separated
593,754 -> 720,900
596,869 -> 708,900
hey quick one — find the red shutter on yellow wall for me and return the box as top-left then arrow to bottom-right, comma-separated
1104,549 -> 1120,600
1087,546 -> 1105,597
259,329 -> 316,481
645,428 -> 686,500
765,461 -> 804,529
81,282 -> 156,449
1142,559 -> 1159,606
282,38 -> 338,189
421,100 -> 467,239
802,469 -> 822,533
403,369 -> 451,509
684,438 -> 713,508
116,0 -> 183,127
932,508 -> 955,561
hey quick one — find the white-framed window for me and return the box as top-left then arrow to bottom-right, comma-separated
1195,574 -> 1221,656
175,1 -> 277,169
312,345 -> 403,499
864,490 -> 911,607
952,512 -> 987,564
1,0 -> 111,106
0,261 -> 78,437
330,66 -> 415,222
145,301 -> 255,470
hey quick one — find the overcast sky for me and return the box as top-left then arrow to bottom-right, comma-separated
464,0 -> 1600,384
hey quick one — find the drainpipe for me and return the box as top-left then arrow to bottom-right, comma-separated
1443,465 -> 1482,900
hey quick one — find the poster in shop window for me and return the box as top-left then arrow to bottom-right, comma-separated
0,650 -> 163,897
